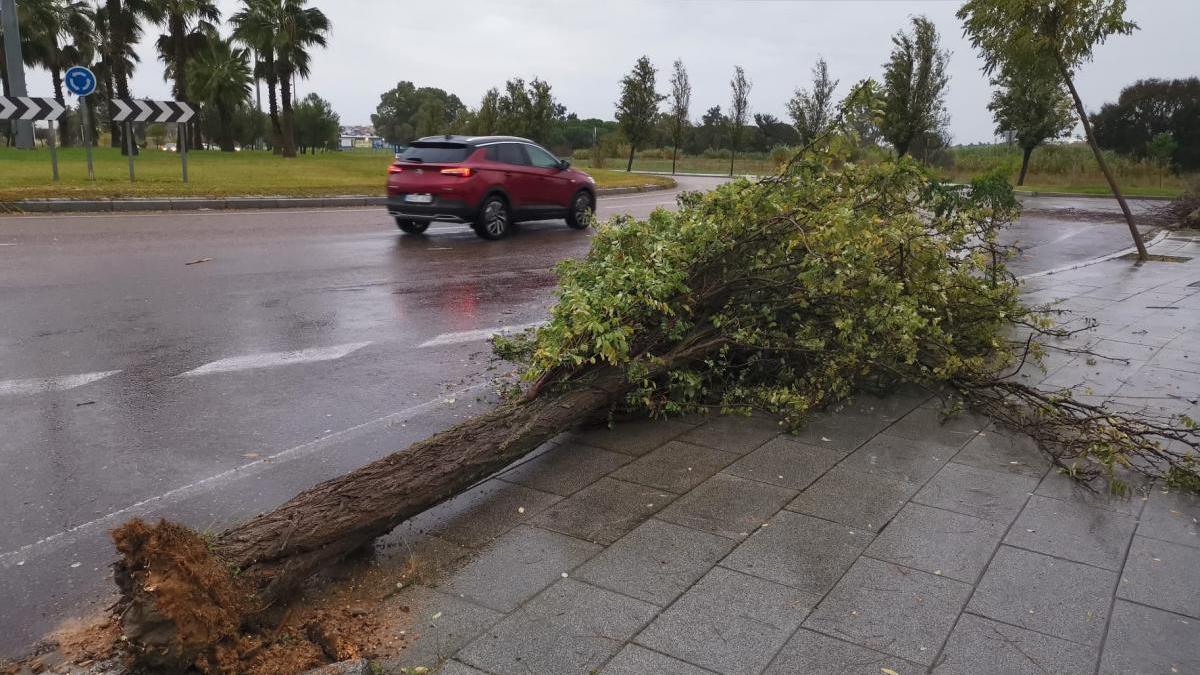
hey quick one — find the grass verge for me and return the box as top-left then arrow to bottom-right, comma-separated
0,147 -> 673,201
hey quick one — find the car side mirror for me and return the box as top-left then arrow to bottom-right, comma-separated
559,159 -> 571,170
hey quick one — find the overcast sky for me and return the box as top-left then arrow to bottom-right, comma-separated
26,0 -> 1200,143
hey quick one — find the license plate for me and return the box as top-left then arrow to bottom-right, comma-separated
405,193 -> 433,204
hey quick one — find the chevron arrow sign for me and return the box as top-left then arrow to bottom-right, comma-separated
111,98 -> 196,124
0,96 -> 67,121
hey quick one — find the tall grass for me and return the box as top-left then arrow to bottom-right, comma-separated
947,143 -> 1191,196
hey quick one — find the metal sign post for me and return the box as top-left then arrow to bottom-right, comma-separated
65,67 -> 98,180
47,120 -> 59,181
180,124 -> 189,183
0,96 -> 68,175
126,121 -> 136,182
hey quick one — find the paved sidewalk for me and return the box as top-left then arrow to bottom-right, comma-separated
364,235 -> 1200,674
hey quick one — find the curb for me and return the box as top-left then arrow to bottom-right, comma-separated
1,182 -> 676,215
1016,190 -> 1176,202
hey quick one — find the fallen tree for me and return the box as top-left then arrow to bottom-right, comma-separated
109,154 -> 1200,672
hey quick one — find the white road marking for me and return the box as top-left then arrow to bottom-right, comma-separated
0,370 -> 120,397
0,380 -> 493,568
176,341 -> 371,377
418,322 -> 543,348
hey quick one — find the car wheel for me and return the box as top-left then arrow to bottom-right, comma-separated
395,218 -> 430,234
474,196 -> 510,240
566,191 -> 594,229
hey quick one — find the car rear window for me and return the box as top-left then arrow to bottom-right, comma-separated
399,142 -> 471,163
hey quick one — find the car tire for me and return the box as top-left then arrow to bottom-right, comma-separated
395,218 -> 430,235
474,195 -> 510,240
566,191 -> 594,229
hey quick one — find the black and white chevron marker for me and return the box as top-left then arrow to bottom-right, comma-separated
111,98 -> 196,124
0,96 -> 67,121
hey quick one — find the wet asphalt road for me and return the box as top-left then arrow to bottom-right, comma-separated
0,178 -> 1161,657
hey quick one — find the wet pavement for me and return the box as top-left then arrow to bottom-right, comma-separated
0,184 -> 1166,657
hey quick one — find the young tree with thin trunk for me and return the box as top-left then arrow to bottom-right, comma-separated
881,15 -> 950,158
668,59 -> 691,175
728,65 -> 751,176
958,0 -> 1148,259
615,55 -> 664,172
987,51 -> 1074,185
786,56 -> 839,144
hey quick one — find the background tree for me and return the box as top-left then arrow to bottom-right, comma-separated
727,65 -> 751,175
881,15 -> 950,158
472,87 -> 500,135
987,51 -> 1075,185
959,0 -> 1147,259
153,0 -> 219,151
786,56 -> 839,144
231,0 -> 283,151
494,77 -> 560,144
293,92 -> 338,153
370,81 -> 465,145
840,78 -> 885,149
667,59 -> 691,174
1092,78 -> 1200,171
186,35 -> 251,151
269,0 -> 330,157
1145,131 -> 1177,186
753,113 -> 800,149
615,55 -> 664,172
101,0 -> 163,151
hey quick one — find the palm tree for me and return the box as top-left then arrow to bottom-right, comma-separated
20,1 -> 95,104
152,0 -> 219,150
100,0 -> 163,151
231,0 -> 328,158
230,0 -> 282,151
187,36 -> 251,152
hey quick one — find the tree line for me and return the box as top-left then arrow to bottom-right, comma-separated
0,0 -> 335,156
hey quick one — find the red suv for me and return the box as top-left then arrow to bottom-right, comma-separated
386,135 -> 597,239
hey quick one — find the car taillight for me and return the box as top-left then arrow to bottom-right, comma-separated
440,167 -> 474,177
387,164 -> 403,174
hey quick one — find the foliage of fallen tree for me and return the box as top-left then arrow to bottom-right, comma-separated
108,155 -> 1199,672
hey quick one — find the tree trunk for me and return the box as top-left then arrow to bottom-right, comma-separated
170,13 -> 192,152
671,136 -> 678,175
1055,55 -> 1147,260
217,102 -> 235,152
50,65 -> 72,147
279,71 -> 297,157
626,143 -> 635,172
106,0 -> 135,155
1018,146 -> 1033,186
113,367 -> 634,669
895,139 -> 910,158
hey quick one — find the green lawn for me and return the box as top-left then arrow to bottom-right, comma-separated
0,147 -> 672,201
580,156 -> 778,176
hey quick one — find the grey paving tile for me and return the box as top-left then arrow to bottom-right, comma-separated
967,546 -> 1117,645
765,628 -> 921,675
786,464 -> 919,531
457,578 -> 657,675
1118,535 -> 1200,619
574,518 -> 735,606
499,441 -> 631,496
1148,346 -> 1200,374
610,440 -> 739,493
533,477 -> 675,545
440,525 -> 601,612
865,502 -> 1006,583
724,436 -> 843,491
1043,356 -> 1149,396
914,462 -> 1037,524
403,478 -> 562,548
600,644 -> 713,675
378,586 -> 503,670
636,566 -> 816,675
1099,600 -> 1200,675
1035,470 -> 1150,516
1137,487 -> 1200,548
840,433 -> 955,484
676,414 -> 782,455
656,472 -> 797,540
1004,495 -> 1137,570
886,405 -> 986,448
721,510 -> 873,595
951,427 -> 1051,479
787,410 -> 891,453
572,418 -> 694,456
803,557 -> 972,665
932,613 -> 1096,675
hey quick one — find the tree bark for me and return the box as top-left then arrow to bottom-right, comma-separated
50,66 -> 72,147
106,0 -> 135,155
170,12 -> 192,152
278,68 -> 297,157
626,143 -> 635,172
1018,146 -> 1033,186
1055,54 -> 1147,260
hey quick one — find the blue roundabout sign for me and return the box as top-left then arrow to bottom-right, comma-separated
65,66 -> 97,97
